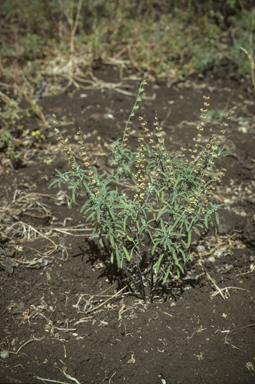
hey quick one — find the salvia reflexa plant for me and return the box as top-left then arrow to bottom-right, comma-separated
49,80 -> 236,302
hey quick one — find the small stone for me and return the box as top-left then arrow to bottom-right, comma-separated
89,113 -> 101,122
218,224 -> 231,234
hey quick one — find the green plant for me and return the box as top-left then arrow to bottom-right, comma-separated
0,99 -> 21,127
0,128 -> 20,167
0,89 -> 46,168
6,145 -> 20,165
239,7 -> 255,90
0,128 -> 14,149
0,98 -> 21,165
0,0 -> 251,85
14,85 -> 46,125
228,8 -> 255,75
49,81 -> 236,302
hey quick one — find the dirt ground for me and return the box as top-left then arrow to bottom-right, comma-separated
0,66 -> 255,384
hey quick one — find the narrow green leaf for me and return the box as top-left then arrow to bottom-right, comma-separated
80,200 -> 91,213
156,206 -> 167,221
87,212 -> 96,222
97,207 -> 101,223
176,263 -> 184,275
179,249 -> 186,263
48,179 -> 60,189
215,211 -> 220,225
123,216 -> 127,232
152,242 -> 160,255
111,208 -> 117,221
122,246 -> 131,261
163,266 -> 171,282
185,249 -> 191,264
187,231 -> 191,248
109,234 -> 115,248
193,226 -> 201,236
153,253 -> 164,273
55,169 -> 64,177
116,230 -> 125,237
160,218 -> 165,232
99,237 -> 104,247
84,205 -> 93,216
171,247 -> 177,263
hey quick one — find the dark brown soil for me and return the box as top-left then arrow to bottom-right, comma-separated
1,66 -> 255,384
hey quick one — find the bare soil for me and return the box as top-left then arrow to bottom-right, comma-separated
0,66 -> 255,384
